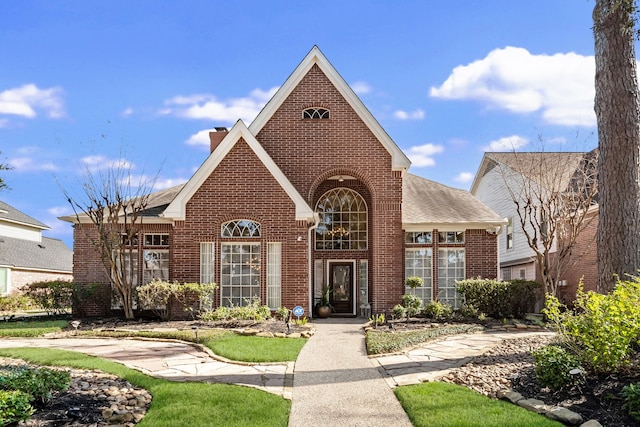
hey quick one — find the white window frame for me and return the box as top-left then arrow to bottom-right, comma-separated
200,242 -> 216,284
220,243 -> 261,307
142,249 -> 169,284
405,248 -> 433,303
438,248 -> 465,308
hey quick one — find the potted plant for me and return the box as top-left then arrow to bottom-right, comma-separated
315,286 -> 333,318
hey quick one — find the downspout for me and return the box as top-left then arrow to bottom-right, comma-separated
308,213 -> 320,318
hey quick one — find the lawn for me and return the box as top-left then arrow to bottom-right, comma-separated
0,347 -> 290,427
395,382 -> 563,427
0,319 -> 68,337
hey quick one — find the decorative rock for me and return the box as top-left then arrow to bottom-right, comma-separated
241,328 -> 260,336
274,332 -> 287,338
518,398 -> 549,414
580,420 -> 603,427
256,331 -> 274,338
496,389 -> 523,403
547,407 -> 583,425
515,323 -> 528,329
287,332 -> 302,338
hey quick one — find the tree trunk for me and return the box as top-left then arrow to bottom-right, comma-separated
593,0 -> 640,292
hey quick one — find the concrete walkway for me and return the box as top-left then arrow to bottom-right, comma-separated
288,318 -> 412,427
0,322 -> 554,426
0,337 -> 292,397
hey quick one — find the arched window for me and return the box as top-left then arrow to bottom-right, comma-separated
315,188 -> 367,250
303,107 -> 330,119
221,220 -> 261,238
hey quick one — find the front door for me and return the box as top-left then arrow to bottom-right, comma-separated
329,262 -> 353,314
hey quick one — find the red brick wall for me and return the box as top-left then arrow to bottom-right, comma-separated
464,229 -> 499,279
256,64 -> 404,313
171,138 -> 310,312
558,211 -> 598,303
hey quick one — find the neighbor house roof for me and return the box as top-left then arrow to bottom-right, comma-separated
402,173 -> 507,231
0,201 -> 49,230
0,235 -> 72,273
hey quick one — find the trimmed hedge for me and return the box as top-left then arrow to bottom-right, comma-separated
456,278 -> 541,318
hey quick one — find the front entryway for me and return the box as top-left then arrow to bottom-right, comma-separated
329,262 -> 354,314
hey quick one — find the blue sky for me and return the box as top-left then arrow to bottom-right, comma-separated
1,1 -> 599,248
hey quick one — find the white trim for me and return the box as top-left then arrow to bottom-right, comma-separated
163,120 -> 315,222
403,222 -> 506,233
326,259 -> 357,316
249,46 -> 411,172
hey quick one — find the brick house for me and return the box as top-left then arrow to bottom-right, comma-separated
0,201 -> 73,294
471,151 -> 598,303
63,46 -> 505,318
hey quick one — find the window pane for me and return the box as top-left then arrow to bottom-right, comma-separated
437,249 -> 465,308
267,243 -> 282,309
405,248 -> 433,303
315,188 -> 367,250
220,243 -> 260,307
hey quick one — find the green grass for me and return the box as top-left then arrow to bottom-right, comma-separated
204,332 -> 307,362
366,324 -> 484,355
395,382 -> 563,427
85,329 -> 306,363
0,320 -> 68,337
0,348 -> 290,427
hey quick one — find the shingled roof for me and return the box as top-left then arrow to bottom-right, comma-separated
0,201 -> 49,230
0,235 -> 72,272
402,173 -> 506,228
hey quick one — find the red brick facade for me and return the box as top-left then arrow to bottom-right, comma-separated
70,48 -> 501,318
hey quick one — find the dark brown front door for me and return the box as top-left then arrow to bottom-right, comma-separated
329,262 -> 353,314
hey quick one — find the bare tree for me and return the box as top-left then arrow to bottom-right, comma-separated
0,151 -> 12,192
495,150 -> 599,296
63,160 -> 157,319
593,0 -> 640,292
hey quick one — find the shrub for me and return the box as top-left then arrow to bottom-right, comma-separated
423,301 -> 453,320
276,306 -> 289,320
22,281 -> 74,315
532,345 -> 581,390
456,278 -> 540,319
456,303 -> 479,319
200,297 -> 271,322
622,382 -> 640,422
392,304 -> 406,319
402,294 -> 422,318
136,280 -> 218,320
543,278 -> 640,373
0,390 -> 34,425
405,276 -> 424,291
0,365 -> 71,402
0,293 -> 37,314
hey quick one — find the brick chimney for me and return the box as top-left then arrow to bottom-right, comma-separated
209,127 -> 229,152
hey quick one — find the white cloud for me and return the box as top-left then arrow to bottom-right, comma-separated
81,155 -> 134,173
160,87 -> 279,124
393,109 -> 425,120
406,143 -> 445,167
153,177 -> 188,190
351,81 -> 371,95
121,107 -> 134,117
186,129 -> 215,147
483,135 -> 529,151
430,46 -> 596,126
0,84 -> 65,119
8,156 -> 58,172
454,172 -> 474,183
47,205 -> 73,217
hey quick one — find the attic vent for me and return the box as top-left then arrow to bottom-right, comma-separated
303,107 -> 330,119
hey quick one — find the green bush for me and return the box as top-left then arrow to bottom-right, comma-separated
0,390 -> 34,425
543,278 -> 640,373
532,345 -> 581,390
622,382 -> 640,422
392,304 -> 406,319
0,293 -> 37,314
0,365 -> 70,403
22,281 -> 74,315
200,297 -> 271,322
405,276 -> 424,291
423,300 -> 453,320
402,294 -> 422,317
456,278 -> 540,319
136,280 -> 218,320
456,303 -> 479,319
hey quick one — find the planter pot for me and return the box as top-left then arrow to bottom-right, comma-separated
316,305 -> 331,318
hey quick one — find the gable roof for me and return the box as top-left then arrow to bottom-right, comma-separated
0,201 -> 49,231
249,46 -> 411,172
470,152 -> 588,195
403,173 -> 506,231
163,120 -> 315,222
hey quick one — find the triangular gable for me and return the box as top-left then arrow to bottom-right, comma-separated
163,120 -> 315,222
249,46 -> 411,172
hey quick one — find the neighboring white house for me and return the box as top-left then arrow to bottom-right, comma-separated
470,152 -> 589,284
0,201 -> 73,294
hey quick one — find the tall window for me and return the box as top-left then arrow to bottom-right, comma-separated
267,243 -> 282,309
506,217 -> 514,249
315,188 -> 367,250
405,248 -> 433,303
0,268 -> 7,294
142,250 -> 169,283
220,243 -> 260,307
200,242 -> 215,284
438,249 -> 465,308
